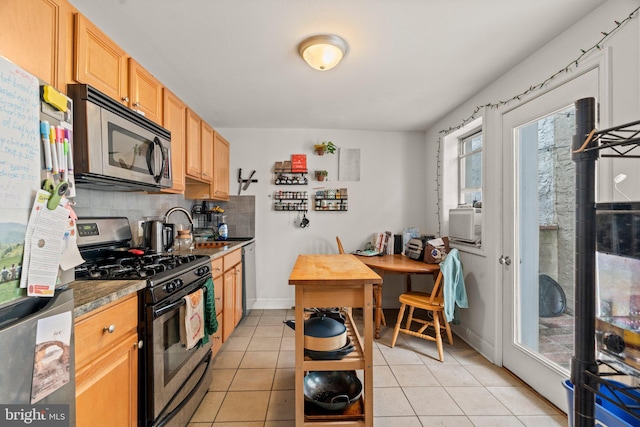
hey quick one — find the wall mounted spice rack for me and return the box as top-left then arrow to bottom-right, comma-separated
314,188 -> 348,211
274,172 -> 308,185
274,191 -> 309,211
274,158 -> 308,185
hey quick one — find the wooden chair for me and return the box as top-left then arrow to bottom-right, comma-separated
390,270 -> 453,361
336,237 -> 385,326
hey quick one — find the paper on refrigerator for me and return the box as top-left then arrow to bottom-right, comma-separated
20,190 -> 71,296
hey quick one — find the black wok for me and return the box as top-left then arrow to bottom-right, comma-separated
303,371 -> 362,411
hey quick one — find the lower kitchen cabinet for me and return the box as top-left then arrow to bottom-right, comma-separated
211,312 -> 223,357
222,249 -> 243,341
74,294 -> 139,427
211,257 -> 224,357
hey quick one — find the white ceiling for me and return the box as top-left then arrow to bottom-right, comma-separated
68,0 -> 606,132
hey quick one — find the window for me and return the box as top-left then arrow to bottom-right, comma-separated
459,131 -> 482,206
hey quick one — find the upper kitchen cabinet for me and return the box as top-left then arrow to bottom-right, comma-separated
162,88 -> 187,194
202,121 -> 215,182
212,132 -> 230,200
128,58 -> 163,125
74,13 -> 129,105
185,128 -> 230,201
185,109 -> 213,183
0,0 -> 71,90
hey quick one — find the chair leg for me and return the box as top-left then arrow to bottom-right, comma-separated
374,286 -> 386,326
442,312 -> 453,345
391,303 -> 406,347
432,310 -> 444,362
406,306 -> 415,329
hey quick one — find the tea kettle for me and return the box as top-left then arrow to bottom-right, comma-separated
143,218 -> 174,254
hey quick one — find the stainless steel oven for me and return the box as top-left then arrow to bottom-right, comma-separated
145,269 -> 213,427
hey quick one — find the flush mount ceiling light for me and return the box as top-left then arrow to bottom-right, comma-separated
298,34 -> 348,71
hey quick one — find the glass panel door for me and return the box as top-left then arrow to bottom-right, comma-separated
501,68 -> 598,410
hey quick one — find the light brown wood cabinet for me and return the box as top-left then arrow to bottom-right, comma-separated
185,129 -> 230,201
0,0 -> 71,90
201,121 -> 214,182
212,132 -> 230,201
74,16 -> 165,125
75,294 -> 139,427
185,108 -> 214,183
162,89 -> 187,194
1,1 -> 231,197
211,257 -> 224,357
74,13 -> 129,105
128,58 -> 163,124
222,249 -> 243,341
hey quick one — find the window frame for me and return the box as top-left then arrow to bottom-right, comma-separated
458,129 -> 483,206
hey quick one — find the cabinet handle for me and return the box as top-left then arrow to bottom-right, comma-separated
215,267 -> 222,271
103,324 -> 115,334
137,340 -> 144,349
122,96 -> 129,103
133,101 -> 140,107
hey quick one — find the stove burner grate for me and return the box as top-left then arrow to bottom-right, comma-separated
75,250 -> 208,281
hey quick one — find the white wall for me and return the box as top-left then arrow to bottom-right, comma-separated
216,128 -> 428,309
424,0 -> 640,362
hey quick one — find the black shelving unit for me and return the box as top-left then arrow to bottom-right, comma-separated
572,98 -> 640,426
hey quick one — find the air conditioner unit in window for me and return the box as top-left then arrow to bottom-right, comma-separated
449,207 -> 482,243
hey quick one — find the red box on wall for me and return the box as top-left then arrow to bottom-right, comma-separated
291,154 -> 307,172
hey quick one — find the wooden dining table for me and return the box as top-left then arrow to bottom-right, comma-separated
357,254 -> 440,338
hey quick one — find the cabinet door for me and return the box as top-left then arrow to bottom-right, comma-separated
212,132 -> 230,200
222,268 -> 235,341
0,0 -> 69,90
162,88 -> 186,193
129,58 -> 163,125
74,13 -> 128,105
76,331 -> 138,427
234,262 -> 243,326
185,108 -> 202,179
212,312 -> 223,357
201,121 -> 214,183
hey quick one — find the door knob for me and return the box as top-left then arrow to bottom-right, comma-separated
499,255 -> 512,265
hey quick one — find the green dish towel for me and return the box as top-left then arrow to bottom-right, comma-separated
200,277 -> 218,346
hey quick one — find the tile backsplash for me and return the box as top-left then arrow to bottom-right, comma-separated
74,189 -> 255,246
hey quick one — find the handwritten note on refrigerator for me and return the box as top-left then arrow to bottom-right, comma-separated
0,56 -> 40,209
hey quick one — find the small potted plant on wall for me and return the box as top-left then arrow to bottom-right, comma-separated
315,170 -> 328,181
313,141 -> 337,155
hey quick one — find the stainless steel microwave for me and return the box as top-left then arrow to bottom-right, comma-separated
67,84 -> 172,191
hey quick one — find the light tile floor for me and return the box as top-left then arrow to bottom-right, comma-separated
188,309 -> 567,427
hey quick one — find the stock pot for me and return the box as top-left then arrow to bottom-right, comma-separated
284,314 -> 347,352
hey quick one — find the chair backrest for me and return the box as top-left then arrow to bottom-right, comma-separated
429,271 -> 445,305
336,236 -> 345,254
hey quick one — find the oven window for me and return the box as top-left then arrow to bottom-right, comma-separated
163,309 -> 196,385
108,122 -> 153,175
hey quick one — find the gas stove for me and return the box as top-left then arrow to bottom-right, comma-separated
75,217 -> 211,302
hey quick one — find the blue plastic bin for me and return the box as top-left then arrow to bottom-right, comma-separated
563,379 -> 640,426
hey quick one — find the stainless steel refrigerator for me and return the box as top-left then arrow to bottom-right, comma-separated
0,287 -> 75,426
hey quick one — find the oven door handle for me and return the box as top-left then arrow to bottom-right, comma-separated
155,350 -> 212,427
153,284 -> 206,319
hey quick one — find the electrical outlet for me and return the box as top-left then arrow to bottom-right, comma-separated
137,220 -> 144,237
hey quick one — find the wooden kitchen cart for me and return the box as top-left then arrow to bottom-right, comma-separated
288,254 -> 382,427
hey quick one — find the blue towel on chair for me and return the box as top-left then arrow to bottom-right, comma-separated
441,248 -> 468,322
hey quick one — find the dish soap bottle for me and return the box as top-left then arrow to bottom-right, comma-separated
217,215 -> 228,240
